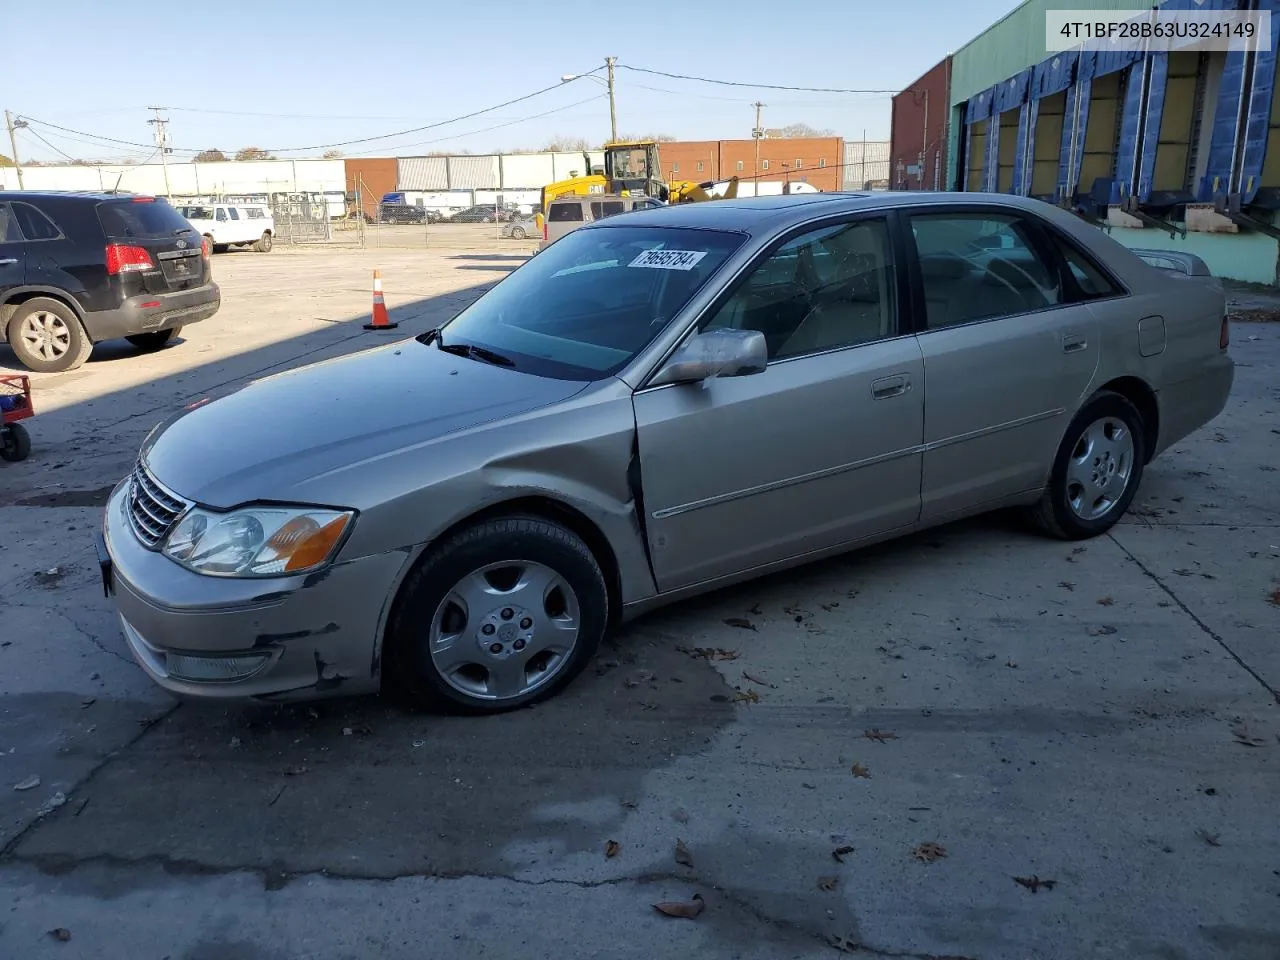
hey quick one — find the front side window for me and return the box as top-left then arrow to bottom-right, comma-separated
700,218 -> 897,361
439,225 -> 746,380
910,212 -> 1062,330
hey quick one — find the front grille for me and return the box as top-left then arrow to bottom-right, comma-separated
127,461 -> 189,549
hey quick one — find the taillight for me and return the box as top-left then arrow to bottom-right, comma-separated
105,244 -> 154,275
200,236 -> 211,259
1220,314 -> 1230,349
542,220 -> 548,242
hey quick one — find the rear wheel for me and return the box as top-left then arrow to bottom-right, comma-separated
7,298 -> 92,373
385,516 -> 608,714
253,231 -> 273,253
510,226 -> 526,240
1028,390 -> 1146,540
125,327 -> 182,352
0,423 -> 31,462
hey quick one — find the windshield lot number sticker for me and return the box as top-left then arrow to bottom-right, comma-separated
629,249 -> 707,271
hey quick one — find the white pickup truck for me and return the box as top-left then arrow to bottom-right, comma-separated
176,203 -> 275,253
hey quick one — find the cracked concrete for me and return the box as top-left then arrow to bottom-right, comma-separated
1,244 -> 1278,960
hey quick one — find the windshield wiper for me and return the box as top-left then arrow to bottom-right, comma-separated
436,340 -> 515,367
416,327 -> 442,346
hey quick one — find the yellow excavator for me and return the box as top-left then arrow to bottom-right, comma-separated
536,139 -> 739,225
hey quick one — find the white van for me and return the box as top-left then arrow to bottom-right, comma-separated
176,203 -> 275,253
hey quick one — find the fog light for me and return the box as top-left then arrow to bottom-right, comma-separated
166,652 -> 269,682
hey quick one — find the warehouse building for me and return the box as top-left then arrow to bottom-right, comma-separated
892,0 -> 1280,284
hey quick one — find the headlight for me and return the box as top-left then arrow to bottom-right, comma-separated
162,506 -> 354,578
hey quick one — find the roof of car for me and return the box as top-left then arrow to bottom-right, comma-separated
0,190 -> 156,202
592,190 -> 1068,235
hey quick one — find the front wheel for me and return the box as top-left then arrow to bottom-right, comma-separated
510,226 -> 526,240
385,516 -> 608,714
1028,390 -> 1146,540
7,298 -> 92,373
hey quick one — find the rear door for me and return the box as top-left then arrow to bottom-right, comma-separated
96,197 -> 208,295
546,201 -> 585,244
0,204 -> 25,297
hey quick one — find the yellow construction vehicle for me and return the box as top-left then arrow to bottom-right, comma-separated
536,139 -> 738,225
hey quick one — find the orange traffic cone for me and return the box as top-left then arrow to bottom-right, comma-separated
363,269 -> 398,331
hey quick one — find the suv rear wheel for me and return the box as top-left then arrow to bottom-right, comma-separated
7,298 -> 93,373
253,231 -> 273,253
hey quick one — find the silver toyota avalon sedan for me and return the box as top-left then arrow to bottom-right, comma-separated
96,192 -> 1234,714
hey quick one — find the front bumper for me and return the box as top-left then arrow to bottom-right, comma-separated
84,283 -> 221,343
98,478 -> 412,702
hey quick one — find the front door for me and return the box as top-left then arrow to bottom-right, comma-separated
905,209 -> 1101,522
633,215 -> 924,592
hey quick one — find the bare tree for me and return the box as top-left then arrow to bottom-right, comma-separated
0,154 -> 13,167
776,123 -> 836,138
234,146 -> 274,161
194,149 -> 227,162
615,133 -> 677,143
322,149 -> 344,159
542,135 -> 591,152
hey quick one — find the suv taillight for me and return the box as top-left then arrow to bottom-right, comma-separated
105,244 -> 154,275
543,219 -> 548,242
1220,313 -> 1230,349
200,236 -> 211,259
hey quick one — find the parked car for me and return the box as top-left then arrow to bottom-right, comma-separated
378,203 -> 428,225
176,202 -> 274,253
448,205 -> 500,223
540,194 -> 663,250
1,192 -> 220,373
96,192 -> 1232,714
500,216 -> 538,240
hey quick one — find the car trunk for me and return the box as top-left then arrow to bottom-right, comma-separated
96,197 -> 210,296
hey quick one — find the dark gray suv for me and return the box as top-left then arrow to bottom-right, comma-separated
0,191 -> 221,373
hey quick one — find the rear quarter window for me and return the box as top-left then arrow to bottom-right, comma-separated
549,204 -> 584,222
97,200 -> 195,239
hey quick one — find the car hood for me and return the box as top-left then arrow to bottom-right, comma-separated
141,338 -> 589,509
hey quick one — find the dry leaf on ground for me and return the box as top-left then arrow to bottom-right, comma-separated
48,928 -> 71,942
652,894 -> 705,919
1268,587 -> 1280,606
1089,625 -> 1118,636
679,646 -> 739,662
1096,596 -> 1115,606
623,671 -> 655,689
911,842 -> 947,863
675,838 -> 693,867
1058,581 -> 1076,591
1013,875 -> 1057,892
831,845 -> 856,863
284,765 -> 308,777
742,670 -> 776,688
864,729 -> 898,743
850,763 -> 871,779
733,689 -> 760,704
605,840 -> 621,858
723,617 -> 757,631
1194,828 -> 1221,847
817,875 -> 839,891
1231,724 -> 1268,747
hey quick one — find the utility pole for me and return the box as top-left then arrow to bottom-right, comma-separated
752,101 -> 765,195
605,56 -> 618,144
4,111 -> 25,189
147,106 -> 172,197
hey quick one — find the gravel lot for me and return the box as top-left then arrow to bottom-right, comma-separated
1,237 -> 1277,960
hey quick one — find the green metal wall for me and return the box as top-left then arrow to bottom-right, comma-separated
945,0 -> 1155,187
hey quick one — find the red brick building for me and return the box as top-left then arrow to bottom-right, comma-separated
659,138 -> 844,191
890,58 -> 952,191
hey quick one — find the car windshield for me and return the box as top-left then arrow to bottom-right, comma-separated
438,224 -> 746,380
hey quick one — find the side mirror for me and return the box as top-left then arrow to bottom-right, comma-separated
649,328 -> 768,387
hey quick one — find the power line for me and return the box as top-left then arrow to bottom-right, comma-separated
616,63 -> 901,95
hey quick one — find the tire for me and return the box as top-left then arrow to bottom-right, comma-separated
0,423 -> 31,462
126,327 -> 182,352
6,298 -> 92,373
511,226 -> 526,240
1028,390 -> 1146,541
385,515 -> 608,714
253,231 -> 273,253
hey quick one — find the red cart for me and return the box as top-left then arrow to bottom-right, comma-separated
0,374 -> 33,462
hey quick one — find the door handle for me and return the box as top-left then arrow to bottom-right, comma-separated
0,258 -> 17,266
871,374 -> 910,399
1062,333 -> 1087,353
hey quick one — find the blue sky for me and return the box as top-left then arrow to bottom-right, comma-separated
8,0 -> 1022,162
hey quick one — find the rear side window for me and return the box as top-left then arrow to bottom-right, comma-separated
97,199 -> 195,239
12,202 -> 63,241
246,208 -> 265,219
1048,232 -> 1126,300
228,207 -> 241,220
549,203 -> 584,222
591,201 -> 626,219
